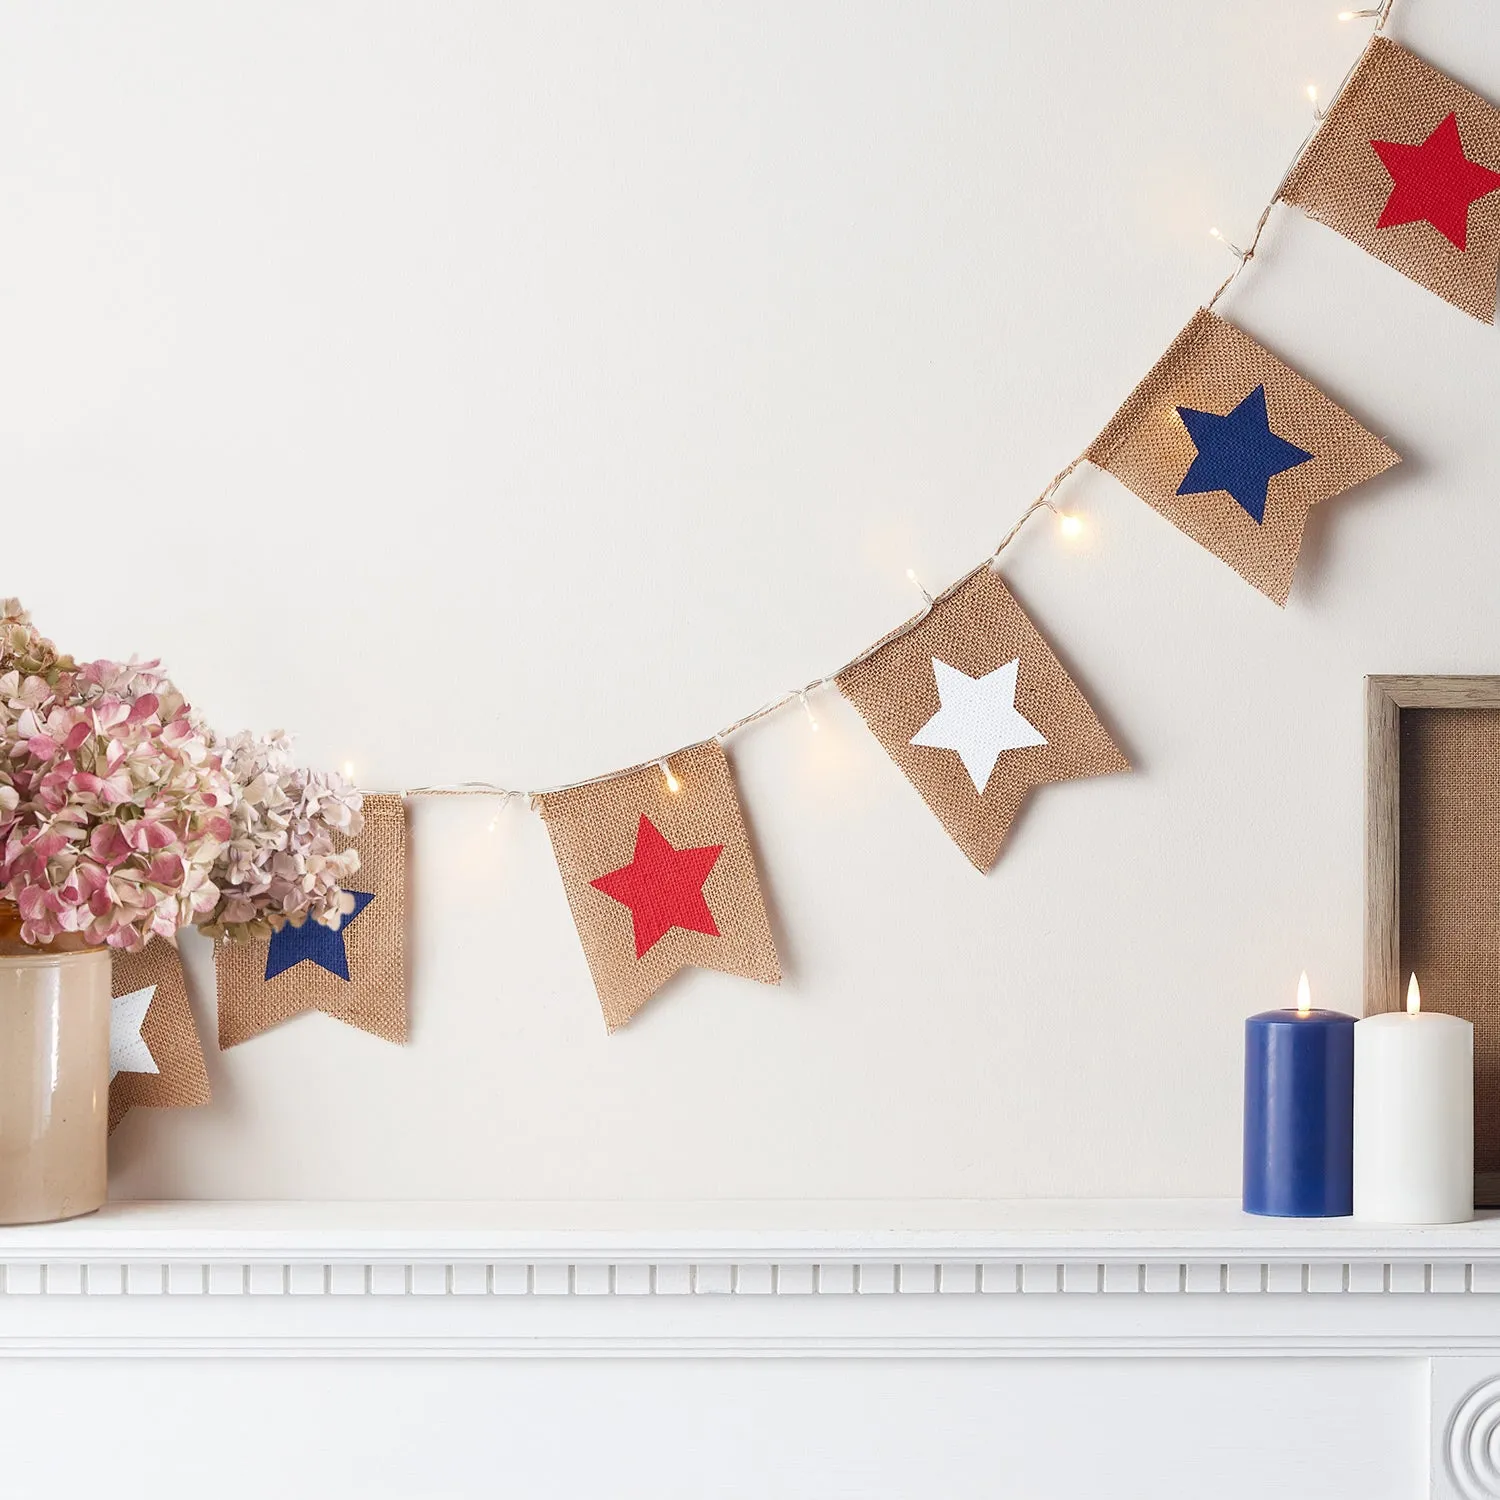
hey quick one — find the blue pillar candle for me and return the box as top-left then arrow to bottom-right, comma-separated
1243,975 -> 1356,1217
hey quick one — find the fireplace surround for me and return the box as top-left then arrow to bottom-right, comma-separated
0,1198 -> 1494,1498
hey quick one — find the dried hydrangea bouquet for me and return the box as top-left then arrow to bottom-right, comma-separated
0,600 -> 362,1223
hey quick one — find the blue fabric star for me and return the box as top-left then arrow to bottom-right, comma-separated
1175,384 -> 1313,524
264,890 -> 375,982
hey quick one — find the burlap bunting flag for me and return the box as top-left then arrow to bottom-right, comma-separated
1282,38 -> 1500,321
215,792 -> 408,1047
837,567 -> 1127,871
1086,308 -> 1400,604
108,938 -> 211,1133
537,740 -> 780,1031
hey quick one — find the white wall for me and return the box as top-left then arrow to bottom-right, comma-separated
3,0 -> 1496,1201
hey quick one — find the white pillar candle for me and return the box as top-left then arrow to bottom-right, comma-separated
1354,974 -> 1473,1225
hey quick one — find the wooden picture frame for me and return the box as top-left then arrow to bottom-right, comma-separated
1366,674 -> 1500,1202
1365,675 -> 1500,1011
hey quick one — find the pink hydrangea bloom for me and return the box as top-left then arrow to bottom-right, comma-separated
1,603 -> 365,952
0,650 -> 231,951
201,730 -> 364,941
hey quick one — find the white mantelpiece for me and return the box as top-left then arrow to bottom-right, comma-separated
2,1199 -> 1496,1498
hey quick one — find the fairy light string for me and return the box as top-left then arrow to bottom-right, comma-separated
369,2 -> 1396,812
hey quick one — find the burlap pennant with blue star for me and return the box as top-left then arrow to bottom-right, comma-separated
214,793 -> 408,1047
1086,308 -> 1400,604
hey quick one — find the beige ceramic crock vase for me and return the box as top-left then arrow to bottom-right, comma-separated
0,902 -> 110,1224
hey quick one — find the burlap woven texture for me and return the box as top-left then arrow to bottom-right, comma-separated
837,567 -> 1127,871
1397,708 -> 1500,1175
109,938 -> 210,1133
215,793 -> 408,1048
538,740 -> 780,1031
1087,308 -> 1399,605
1282,38 -> 1500,321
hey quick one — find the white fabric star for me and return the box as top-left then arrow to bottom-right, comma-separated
110,985 -> 160,1083
909,656 -> 1047,793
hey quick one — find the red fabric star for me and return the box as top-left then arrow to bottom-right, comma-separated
1371,111 -> 1500,251
590,815 -> 724,958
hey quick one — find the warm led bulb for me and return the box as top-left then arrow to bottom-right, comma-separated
1306,84 -> 1319,104
343,761 -> 356,782
659,758 -> 682,795
1296,971 -> 1312,1016
1208,225 -> 1245,261
1406,972 -> 1421,1015
1057,511 -> 1084,539
800,692 -> 820,733
1337,10 -> 1355,20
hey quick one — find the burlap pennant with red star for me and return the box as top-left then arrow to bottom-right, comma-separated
1086,308 -> 1399,604
215,793 -> 408,1048
109,938 -> 210,1134
537,741 -> 780,1030
1282,38 -> 1500,321
837,567 -> 1128,871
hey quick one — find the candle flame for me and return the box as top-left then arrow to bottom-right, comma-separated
1407,972 -> 1421,1015
1296,971 -> 1311,1016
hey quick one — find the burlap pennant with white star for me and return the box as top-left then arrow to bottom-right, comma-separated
1282,38 -> 1500,321
837,566 -> 1128,870
1086,308 -> 1400,604
215,793 -> 408,1047
537,741 -> 780,1031
109,938 -> 210,1134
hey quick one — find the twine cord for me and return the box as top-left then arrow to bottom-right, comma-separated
1206,2 -> 1394,312
376,5 -> 1395,809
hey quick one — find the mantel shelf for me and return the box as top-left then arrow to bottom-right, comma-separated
1,1198 -> 1499,1272
5,1199 -> 1500,1377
